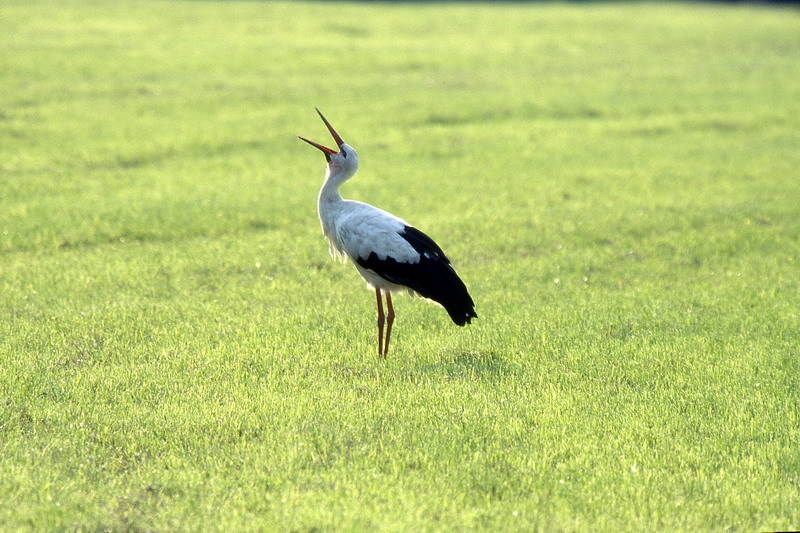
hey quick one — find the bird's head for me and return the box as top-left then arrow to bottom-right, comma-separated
299,109 -> 359,179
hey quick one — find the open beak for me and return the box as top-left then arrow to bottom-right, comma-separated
298,108 -> 345,162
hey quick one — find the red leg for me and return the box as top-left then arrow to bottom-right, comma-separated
375,288 -> 385,357
384,291 -> 395,358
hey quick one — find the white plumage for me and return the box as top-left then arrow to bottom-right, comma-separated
299,109 -> 476,357
325,202 -> 417,265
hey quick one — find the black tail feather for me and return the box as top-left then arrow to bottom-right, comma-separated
356,252 -> 477,326
436,267 -> 477,326
356,225 -> 476,325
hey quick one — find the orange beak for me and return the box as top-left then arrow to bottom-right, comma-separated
298,108 -> 345,162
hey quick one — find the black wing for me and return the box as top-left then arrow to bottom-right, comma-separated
356,226 -> 477,326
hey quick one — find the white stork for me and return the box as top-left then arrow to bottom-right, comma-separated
299,109 -> 477,357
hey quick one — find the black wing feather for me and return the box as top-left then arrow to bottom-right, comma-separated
356,226 -> 477,326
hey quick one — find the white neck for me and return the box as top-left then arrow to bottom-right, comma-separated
317,166 -> 353,259
318,160 -> 359,206
318,167 -> 345,207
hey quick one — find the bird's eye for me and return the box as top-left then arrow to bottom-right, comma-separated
341,150 -> 347,158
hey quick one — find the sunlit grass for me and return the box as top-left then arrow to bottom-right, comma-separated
1,1 -> 799,530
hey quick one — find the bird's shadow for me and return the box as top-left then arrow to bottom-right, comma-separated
421,349 -> 514,379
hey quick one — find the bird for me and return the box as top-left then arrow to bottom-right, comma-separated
299,108 -> 477,357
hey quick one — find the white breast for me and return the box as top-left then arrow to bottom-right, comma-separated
320,200 -> 420,265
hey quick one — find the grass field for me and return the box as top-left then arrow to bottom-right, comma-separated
2,0 -> 800,530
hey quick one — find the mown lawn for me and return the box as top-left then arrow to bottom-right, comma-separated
1,1 -> 799,530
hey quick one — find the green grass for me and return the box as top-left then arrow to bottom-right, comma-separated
2,0 -> 800,530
